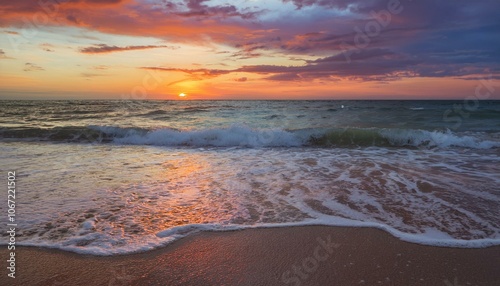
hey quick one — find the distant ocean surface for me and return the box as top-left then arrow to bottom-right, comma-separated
1,100 -> 499,255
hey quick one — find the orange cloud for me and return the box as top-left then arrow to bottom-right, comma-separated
0,0 -> 252,44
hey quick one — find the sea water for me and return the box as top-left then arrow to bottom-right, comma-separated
0,100 -> 499,255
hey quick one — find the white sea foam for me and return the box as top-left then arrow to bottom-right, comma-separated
380,129 -> 500,149
15,220 -> 500,256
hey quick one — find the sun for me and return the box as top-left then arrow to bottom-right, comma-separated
179,93 -> 187,97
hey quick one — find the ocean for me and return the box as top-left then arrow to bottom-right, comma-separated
1,100 -> 499,255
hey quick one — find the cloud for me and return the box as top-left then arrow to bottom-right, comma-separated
0,0 -> 126,15
145,67 -> 234,78
0,49 -> 8,59
310,48 -> 395,63
93,65 -> 109,70
1,0 -> 499,82
40,43 -> 55,52
282,0 -> 362,10
81,72 -> 106,78
144,45 -> 492,82
175,0 -> 263,19
234,77 -> 247,82
0,0 -> 253,43
230,43 -> 267,59
24,63 -> 45,71
79,44 -> 177,54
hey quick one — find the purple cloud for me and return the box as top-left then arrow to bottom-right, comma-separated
80,44 -> 178,54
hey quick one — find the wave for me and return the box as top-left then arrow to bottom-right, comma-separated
1,125 -> 499,149
0,126 -> 139,142
311,128 -> 500,149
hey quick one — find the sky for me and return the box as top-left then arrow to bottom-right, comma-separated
0,0 -> 499,100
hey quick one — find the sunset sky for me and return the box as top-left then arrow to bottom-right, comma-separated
0,0 -> 499,100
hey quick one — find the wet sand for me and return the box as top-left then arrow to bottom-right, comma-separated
1,226 -> 499,285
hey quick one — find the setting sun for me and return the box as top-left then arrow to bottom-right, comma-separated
179,93 -> 187,97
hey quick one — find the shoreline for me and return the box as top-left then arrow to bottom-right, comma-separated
1,226 -> 499,285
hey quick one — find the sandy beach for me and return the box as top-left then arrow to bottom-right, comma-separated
1,226 -> 499,285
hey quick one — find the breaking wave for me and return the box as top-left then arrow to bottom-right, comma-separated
1,125 -> 499,149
